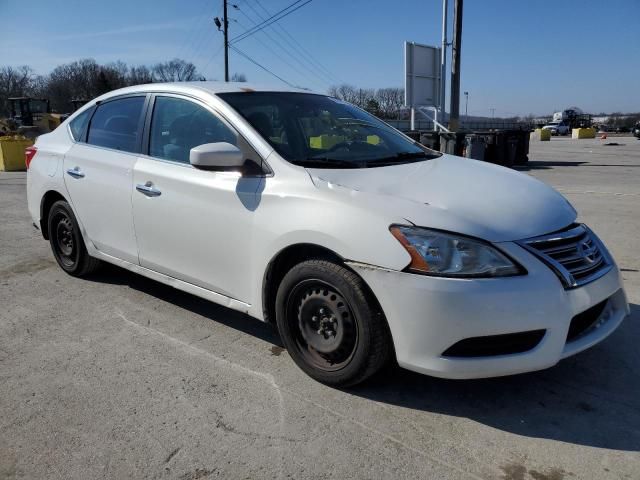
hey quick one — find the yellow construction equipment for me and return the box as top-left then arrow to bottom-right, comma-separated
7,97 -> 63,138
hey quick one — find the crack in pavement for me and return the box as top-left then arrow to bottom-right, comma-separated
113,308 -> 487,480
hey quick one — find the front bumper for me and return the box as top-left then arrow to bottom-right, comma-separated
350,242 -> 629,379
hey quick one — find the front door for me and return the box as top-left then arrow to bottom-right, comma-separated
131,95 -> 262,302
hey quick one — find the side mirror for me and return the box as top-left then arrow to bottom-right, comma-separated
190,142 -> 244,170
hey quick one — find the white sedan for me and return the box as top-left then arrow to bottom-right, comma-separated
26,82 -> 629,386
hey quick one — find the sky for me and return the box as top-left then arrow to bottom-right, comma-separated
1,0 -> 638,116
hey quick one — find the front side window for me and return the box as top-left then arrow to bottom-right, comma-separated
148,96 -> 237,164
218,92 -> 441,169
69,108 -> 92,141
87,96 -> 145,153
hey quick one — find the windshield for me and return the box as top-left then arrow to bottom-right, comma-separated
218,92 -> 441,168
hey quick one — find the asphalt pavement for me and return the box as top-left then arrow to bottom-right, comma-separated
0,136 -> 638,479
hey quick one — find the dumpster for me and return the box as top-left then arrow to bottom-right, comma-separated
439,132 -> 466,156
463,134 -> 486,161
482,130 -> 519,167
477,132 -> 496,163
405,131 -> 421,142
514,130 -> 530,165
0,136 -> 34,171
419,132 -> 440,151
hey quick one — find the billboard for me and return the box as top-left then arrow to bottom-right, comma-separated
404,42 -> 441,108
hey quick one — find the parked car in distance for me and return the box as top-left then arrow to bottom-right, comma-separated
542,121 -> 570,136
634,122 -> 640,138
26,83 -> 630,386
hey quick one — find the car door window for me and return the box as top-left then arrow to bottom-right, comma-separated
86,96 -> 145,153
69,107 -> 93,142
148,96 -> 237,164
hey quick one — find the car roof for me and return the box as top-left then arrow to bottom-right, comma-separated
95,81 -> 320,102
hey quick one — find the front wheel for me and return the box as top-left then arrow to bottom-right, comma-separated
47,200 -> 100,276
275,260 -> 392,387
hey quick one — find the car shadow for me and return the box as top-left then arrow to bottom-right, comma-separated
88,264 -> 639,451
351,303 -> 640,452
87,263 -> 283,347
514,160 -> 589,171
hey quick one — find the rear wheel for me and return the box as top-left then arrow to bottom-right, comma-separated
275,259 -> 391,387
48,200 -> 100,276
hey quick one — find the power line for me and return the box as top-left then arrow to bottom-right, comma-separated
230,0 -> 312,44
174,0 -> 217,61
249,0 -> 341,85
232,5 -> 327,88
201,43 -> 225,79
229,44 -> 294,87
240,0 -> 334,86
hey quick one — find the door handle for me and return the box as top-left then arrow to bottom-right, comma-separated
136,182 -> 162,197
66,167 -> 85,179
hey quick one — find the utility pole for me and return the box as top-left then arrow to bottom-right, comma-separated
440,0 -> 448,115
449,0 -> 463,131
490,108 -> 495,118
223,0 -> 229,82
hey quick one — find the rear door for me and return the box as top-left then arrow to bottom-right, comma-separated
63,95 -> 147,264
131,94 -> 263,301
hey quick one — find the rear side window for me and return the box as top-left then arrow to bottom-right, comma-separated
87,96 -> 145,153
148,96 -> 237,164
69,108 -> 92,141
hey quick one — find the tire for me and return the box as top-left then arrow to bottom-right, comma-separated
47,200 -> 100,277
275,259 -> 392,387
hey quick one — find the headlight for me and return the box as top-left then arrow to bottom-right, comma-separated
390,226 -> 523,277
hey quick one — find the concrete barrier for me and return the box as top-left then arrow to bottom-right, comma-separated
0,136 -> 33,171
530,128 -> 551,141
572,128 -> 596,139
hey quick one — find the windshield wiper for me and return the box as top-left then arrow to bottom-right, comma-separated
293,157 -> 361,168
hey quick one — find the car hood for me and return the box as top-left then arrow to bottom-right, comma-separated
306,154 -> 577,243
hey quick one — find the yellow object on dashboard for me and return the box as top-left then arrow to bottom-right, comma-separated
309,135 -> 346,149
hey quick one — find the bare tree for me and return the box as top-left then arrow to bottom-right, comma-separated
329,84 -> 405,118
152,59 -> 202,82
45,59 -> 101,112
0,65 -> 35,116
128,65 -> 154,85
375,87 -> 404,119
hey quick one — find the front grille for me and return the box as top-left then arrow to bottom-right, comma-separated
442,330 -> 546,358
517,224 -> 611,289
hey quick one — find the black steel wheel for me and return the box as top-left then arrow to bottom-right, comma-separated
48,200 -> 100,276
288,279 -> 359,371
275,259 -> 392,387
52,212 -> 77,268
